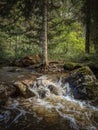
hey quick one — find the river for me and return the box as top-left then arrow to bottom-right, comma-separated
0,75 -> 98,130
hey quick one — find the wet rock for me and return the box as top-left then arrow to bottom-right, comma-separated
13,81 -> 36,98
16,78 -> 66,99
48,85 -> 65,96
0,82 -> 16,105
63,66 -> 98,100
90,97 -> 98,106
13,79 -> 52,99
35,78 -> 66,96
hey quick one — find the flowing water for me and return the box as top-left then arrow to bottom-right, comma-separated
0,75 -> 98,130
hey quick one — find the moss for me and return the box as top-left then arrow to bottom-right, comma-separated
83,62 -> 98,78
65,66 -> 98,100
63,62 -> 82,70
93,83 -> 98,97
77,67 -> 97,99
76,66 -> 95,76
85,84 -> 98,99
84,61 -> 98,69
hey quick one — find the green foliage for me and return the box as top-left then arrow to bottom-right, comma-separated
48,22 -> 85,62
0,0 -> 98,64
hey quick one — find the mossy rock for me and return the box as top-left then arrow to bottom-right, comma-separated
63,62 -> 82,71
75,66 -> 96,76
64,66 -> 98,100
83,62 -> 98,78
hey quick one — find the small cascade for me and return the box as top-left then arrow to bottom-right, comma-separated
0,75 -> 98,130
30,75 -> 71,98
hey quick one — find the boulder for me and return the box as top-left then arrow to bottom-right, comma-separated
84,61 -> 98,78
0,82 -> 16,105
63,66 -> 98,100
63,62 -> 82,71
13,81 -> 36,98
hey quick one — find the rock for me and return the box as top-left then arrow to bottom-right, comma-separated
13,79 -> 51,98
48,85 -> 65,96
36,78 -> 66,96
0,82 -> 16,105
13,81 -> 36,98
63,66 -> 98,100
63,62 -> 82,71
84,61 -> 98,78
90,97 -> 98,106
19,78 -> 66,98
13,81 -> 26,96
12,55 -> 41,67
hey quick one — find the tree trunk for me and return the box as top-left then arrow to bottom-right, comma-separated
91,0 -> 98,54
85,0 -> 91,53
42,0 -> 48,66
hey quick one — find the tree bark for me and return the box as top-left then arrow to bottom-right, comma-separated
42,0 -> 48,66
91,0 -> 98,54
85,0 -> 91,53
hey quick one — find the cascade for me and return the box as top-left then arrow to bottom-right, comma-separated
0,75 -> 98,130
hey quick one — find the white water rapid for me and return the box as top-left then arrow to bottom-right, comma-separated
0,75 -> 98,130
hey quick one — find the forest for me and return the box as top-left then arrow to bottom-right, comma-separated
0,0 -> 98,130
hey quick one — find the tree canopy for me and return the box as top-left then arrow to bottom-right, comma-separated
0,0 -> 98,64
